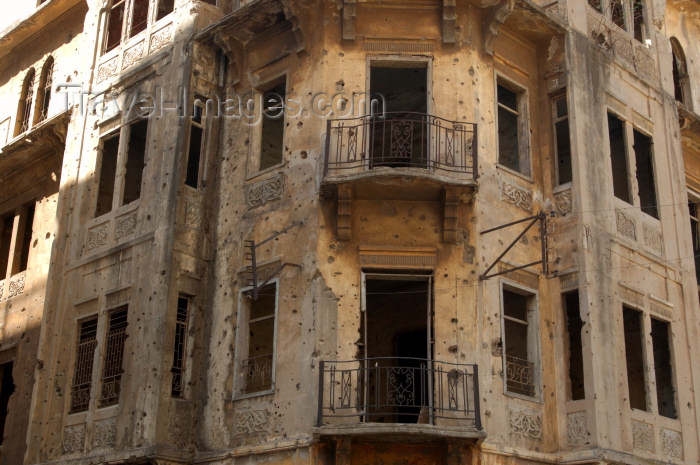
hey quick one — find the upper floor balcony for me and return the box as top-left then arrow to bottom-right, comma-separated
320,112 -> 477,242
322,112 -> 478,200
315,357 -> 483,440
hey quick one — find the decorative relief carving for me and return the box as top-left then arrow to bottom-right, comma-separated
233,407 -> 271,436
508,409 -> 542,440
642,224 -> 663,254
554,189 -> 572,215
122,41 -> 145,71
92,418 -> 117,449
616,211 -> 636,240
106,288 -> 131,308
619,285 -> 644,306
184,201 -> 201,227
87,223 -> 109,250
246,174 -> 285,209
169,412 -> 190,447
8,274 -> 25,298
500,181 -> 532,212
62,424 -> 86,454
149,24 -> 173,54
634,47 -> 655,81
660,428 -> 683,459
632,419 -> 655,453
567,411 -> 588,445
116,213 -> 137,239
97,57 -> 118,83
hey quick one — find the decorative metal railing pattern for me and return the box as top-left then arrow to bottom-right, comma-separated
317,357 -> 481,429
99,307 -> 128,407
69,318 -> 98,413
505,355 -> 535,396
323,112 -> 478,180
171,296 -> 189,398
241,353 -> 273,394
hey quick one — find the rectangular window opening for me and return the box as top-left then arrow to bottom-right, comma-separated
0,215 -> 13,279
633,0 -> 645,42
258,80 -> 286,171
563,290 -> 585,400
651,318 -> 677,419
122,119 -> 148,206
611,0 -> 627,30
96,134 -> 119,217
608,113 -> 631,203
497,82 -> 528,176
633,130 -> 658,219
239,284 -> 276,395
689,200 -> 700,283
130,0 -> 149,38
503,288 -> 536,397
553,95 -> 572,185
623,306 -> 647,411
171,295 -> 190,398
70,318 -> 98,413
0,362 -> 14,444
99,306 -> 128,407
156,0 -> 174,21
185,97 -> 207,188
17,204 -> 35,273
105,0 -> 125,53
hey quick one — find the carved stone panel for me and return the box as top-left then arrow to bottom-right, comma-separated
233,407 -> 271,436
97,57 -> 118,83
87,222 -> 109,251
500,181 -> 532,212
8,274 -> 25,298
632,419 -> 655,453
616,210 -> 636,240
642,224 -> 663,254
116,213 -> 137,239
508,409 -> 542,440
184,201 -> 202,227
554,189 -> 572,215
149,24 -> 173,54
92,418 -> 117,449
567,411 -> 588,445
169,412 -> 190,448
122,41 -> 145,71
62,424 -> 86,455
246,174 -> 285,209
660,428 -> 683,459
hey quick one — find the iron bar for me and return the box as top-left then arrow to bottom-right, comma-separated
317,357 -> 481,428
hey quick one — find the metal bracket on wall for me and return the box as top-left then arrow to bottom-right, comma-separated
479,211 -> 556,280
244,220 -> 303,300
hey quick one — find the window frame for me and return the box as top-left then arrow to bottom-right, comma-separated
184,95 -> 209,190
94,117 -> 149,218
621,304 -> 650,412
102,0 -> 175,55
649,315 -> 678,419
15,68 -> 36,137
171,294 -> 194,399
0,203 -> 36,281
495,75 -> 531,178
587,0 -> 650,44
233,279 -> 279,400
499,279 -> 541,401
248,76 -> 288,177
552,92 -> 572,187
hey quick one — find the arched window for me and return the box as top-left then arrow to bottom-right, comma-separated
670,38 -> 690,106
15,68 -> 35,136
35,57 -> 54,124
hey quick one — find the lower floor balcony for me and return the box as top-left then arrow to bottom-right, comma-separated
316,357 -> 482,439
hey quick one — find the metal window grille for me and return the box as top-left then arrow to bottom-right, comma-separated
38,58 -> 53,123
99,307 -> 128,407
19,69 -> 35,134
505,355 -> 535,396
171,296 -> 189,398
70,318 -> 98,413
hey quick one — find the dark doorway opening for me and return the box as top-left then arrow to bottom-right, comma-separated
369,65 -> 429,168
362,274 -> 431,423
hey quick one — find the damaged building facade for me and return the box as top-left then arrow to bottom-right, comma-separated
0,0 -> 698,464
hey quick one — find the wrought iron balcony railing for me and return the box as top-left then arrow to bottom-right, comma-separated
505,355 -> 535,397
241,353 -> 273,394
317,357 -> 481,429
323,113 -> 478,181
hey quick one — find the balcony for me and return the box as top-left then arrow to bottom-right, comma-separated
321,113 -> 478,242
316,357 -> 482,440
